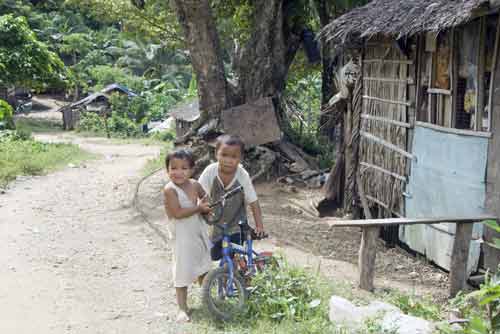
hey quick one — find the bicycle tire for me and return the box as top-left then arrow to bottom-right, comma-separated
202,267 -> 247,321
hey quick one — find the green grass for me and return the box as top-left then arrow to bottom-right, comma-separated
0,134 -> 94,187
14,117 -> 63,133
181,261 -> 340,334
142,143 -> 172,176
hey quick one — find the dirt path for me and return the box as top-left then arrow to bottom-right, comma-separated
0,133 -> 183,334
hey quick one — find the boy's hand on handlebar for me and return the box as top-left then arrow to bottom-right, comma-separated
255,223 -> 266,238
198,197 -> 212,214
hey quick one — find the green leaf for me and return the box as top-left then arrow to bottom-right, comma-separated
468,316 -> 489,334
482,220 -> 500,233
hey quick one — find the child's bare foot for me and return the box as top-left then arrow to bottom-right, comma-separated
176,310 -> 191,323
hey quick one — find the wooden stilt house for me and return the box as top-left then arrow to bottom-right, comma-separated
320,0 -> 500,273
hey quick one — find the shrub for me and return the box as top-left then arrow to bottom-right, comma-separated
0,99 -> 14,129
245,260 -> 328,323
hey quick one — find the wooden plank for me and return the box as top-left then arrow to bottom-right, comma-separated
485,14 -> 500,272
363,77 -> 413,84
363,95 -> 411,106
449,223 -> 474,297
361,131 -> 414,159
222,97 -> 281,146
476,17 -> 487,131
357,174 -> 373,220
487,15 -> 500,131
320,215 -> 496,227
361,114 -> 412,128
427,88 -> 452,95
451,29 -> 458,128
415,121 -> 492,138
360,161 -> 407,182
363,59 -> 413,65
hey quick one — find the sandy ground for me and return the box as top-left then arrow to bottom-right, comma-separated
1,98 -> 451,333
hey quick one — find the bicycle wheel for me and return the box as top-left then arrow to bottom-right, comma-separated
202,267 -> 247,321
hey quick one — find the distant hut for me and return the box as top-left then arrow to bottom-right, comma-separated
320,0 -> 500,274
60,84 -> 138,130
169,100 -> 200,138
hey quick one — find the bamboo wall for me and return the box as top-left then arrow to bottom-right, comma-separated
359,39 -> 415,217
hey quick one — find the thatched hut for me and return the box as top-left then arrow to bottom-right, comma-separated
320,0 -> 500,274
169,100 -> 200,138
60,84 -> 137,130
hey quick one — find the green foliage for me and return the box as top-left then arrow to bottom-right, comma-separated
464,270 -> 500,334
483,220 -> 500,250
88,65 -> 146,93
0,129 -> 92,187
384,291 -> 443,321
0,99 -> 14,129
0,14 -> 66,89
245,261 -> 329,323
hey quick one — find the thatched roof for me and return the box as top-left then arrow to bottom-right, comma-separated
319,0 -> 498,45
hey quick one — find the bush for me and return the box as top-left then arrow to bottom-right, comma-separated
245,261 -> 329,323
0,99 -> 14,129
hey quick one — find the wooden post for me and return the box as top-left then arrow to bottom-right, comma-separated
359,226 -> 379,291
449,222 -> 473,297
357,175 -> 378,291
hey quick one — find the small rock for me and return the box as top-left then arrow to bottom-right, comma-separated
381,311 -> 435,334
111,265 -> 119,270
289,162 -> 305,173
285,177 -> 294,184
0,188 -> 6,194
409,271 -> 419,279
396,265 -> 405,271
301,170 -> 318,180
328,296 -> 363,329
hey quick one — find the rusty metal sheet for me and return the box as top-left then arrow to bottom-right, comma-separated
222,97 -> 281,146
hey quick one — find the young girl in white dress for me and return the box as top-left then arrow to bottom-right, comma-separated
163,149 -> 212,322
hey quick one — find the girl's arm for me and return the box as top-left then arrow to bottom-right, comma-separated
164,187 -> 205,219
195,181 -> 208,200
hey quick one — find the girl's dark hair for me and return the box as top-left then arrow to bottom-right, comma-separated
215,134 -> 245,153
165,149 -> 196,169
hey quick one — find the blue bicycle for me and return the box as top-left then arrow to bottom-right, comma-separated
201,187 -> 276,321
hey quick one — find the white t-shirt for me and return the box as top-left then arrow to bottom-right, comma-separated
198,162 -> 258,204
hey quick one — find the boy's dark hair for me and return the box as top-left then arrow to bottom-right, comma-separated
165,148 -> 196,169
215,134 -> 245,153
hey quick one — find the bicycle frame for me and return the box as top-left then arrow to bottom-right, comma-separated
217,222 -> 260,296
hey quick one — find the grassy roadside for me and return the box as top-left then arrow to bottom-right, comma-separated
14,116 -> 63,133
0,131 -> 95,187
142,143 -> 172,176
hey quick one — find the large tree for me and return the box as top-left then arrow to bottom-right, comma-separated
0,14 -> 66,90
169,0 -> 369,140
170,0 -> 307,131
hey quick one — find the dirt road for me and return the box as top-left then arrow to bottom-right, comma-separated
0,133 -> 184,334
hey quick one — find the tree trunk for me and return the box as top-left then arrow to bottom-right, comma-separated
171,0 -> 229,118
315,0 -> 338,140
236,0 -> 301,103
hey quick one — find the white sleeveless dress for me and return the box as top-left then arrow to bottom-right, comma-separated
165,182 -> 212,287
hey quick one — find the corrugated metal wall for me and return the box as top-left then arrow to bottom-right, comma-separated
402,125 -> 489,274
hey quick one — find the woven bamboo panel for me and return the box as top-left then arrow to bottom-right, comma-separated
360,40 -> 411,217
